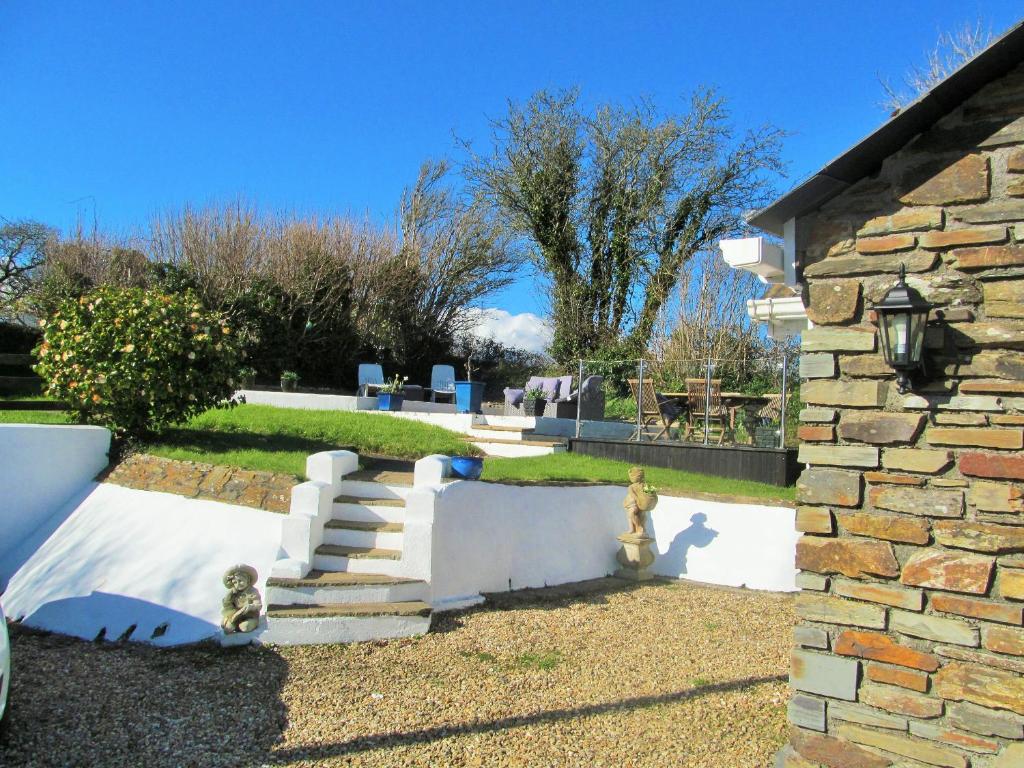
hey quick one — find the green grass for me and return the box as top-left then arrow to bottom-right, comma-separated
481,452 -> 795,502
0,409 -> 71,424
144,404 -> 479,478
513,650 -> 563,671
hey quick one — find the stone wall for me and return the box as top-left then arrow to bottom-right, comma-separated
783,64 -> 1024,766
105,454 -> 293,514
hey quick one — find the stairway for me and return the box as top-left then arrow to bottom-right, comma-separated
261,457 -> 432,644
464,423 -> 568,457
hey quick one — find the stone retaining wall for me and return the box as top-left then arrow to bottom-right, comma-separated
105,454 -> 293,514
782,63 -> 1024,766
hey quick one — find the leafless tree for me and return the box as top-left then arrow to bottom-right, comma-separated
0,219 -> 53,319
880,20 -> 993,114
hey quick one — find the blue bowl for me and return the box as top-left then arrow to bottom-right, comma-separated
450,456 -> 484,480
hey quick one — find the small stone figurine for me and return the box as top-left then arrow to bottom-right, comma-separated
616,466 -> 658,581
622,466 -> 658,535
221,564 -> 262,634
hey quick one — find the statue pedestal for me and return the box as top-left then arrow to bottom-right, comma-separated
615,533 -> 655,581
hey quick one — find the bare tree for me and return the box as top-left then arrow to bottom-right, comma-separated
0,219 -> 53,320
880,20 -> 992,113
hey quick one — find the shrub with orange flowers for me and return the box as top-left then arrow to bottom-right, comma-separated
35,286 -> 243,436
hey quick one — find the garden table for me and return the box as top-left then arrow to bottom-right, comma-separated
660,391 -> 770,444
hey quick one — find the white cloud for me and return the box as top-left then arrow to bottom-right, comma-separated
464,308 -> 551,353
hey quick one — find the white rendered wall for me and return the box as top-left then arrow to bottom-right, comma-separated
429,481 -> 797,608
2,484 -> 283,647
0,424 -> 111,586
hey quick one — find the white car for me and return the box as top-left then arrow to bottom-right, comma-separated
0,600 -> 9,730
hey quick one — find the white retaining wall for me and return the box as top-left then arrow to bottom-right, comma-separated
429,481 -> 797,609
2,484 -> 283,646
0,424 -> 111,586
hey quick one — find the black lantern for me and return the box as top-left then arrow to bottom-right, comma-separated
873,263 -> 933,394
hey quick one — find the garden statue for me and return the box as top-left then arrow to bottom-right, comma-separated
615,466 -> 658,581
622,466 -> 657,535
221,564 -> 262,634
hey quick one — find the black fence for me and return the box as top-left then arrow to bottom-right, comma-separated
568,437 -> 801,487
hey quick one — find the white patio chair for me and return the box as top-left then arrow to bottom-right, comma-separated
357,363 -> 384,397
430,364 -> 457,403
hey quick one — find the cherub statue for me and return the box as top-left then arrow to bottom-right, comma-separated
622,466 -> 658,535
221,564 -> 262,634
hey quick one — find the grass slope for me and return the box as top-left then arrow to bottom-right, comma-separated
482,453 -> 795,502
145,404 -> 479,477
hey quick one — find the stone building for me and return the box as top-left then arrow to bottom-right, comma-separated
746,22 -> 1024,768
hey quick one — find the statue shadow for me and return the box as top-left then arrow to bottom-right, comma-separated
657,513 -> 719,576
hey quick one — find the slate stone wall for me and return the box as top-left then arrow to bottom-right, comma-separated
104,454 -> 293,514
782,63 -> 1024,767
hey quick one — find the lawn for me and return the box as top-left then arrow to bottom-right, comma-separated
0,403 -> 795,499
482,453 -> 796,502
145,405 -> 481,477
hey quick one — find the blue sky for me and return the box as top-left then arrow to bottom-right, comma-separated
1,1 -> 1021,346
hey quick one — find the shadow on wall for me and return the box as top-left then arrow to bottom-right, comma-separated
18,592 -> 220,646
657,513 -> 719,575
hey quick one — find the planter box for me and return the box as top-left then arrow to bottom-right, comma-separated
377,393 -> 405,412
280,379 -> 298,393
455,381 -> 485,414
522,398 -> 545,417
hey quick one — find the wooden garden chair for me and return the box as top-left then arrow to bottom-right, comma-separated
683,378 -> 730,444
627,378 -> 682,441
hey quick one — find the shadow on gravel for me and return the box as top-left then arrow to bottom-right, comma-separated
264,672 -> 788,763
0,624 -> 288,768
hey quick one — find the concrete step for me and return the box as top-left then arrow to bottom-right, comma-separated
471,423 -> 531,433
469,440 -> 564,458
332,495 -> 406,523
335,480 -> 411,501
323,522 -> 404,550
258,609 -> 431,644
463,435 -> 564,447
265,572 -> 428,606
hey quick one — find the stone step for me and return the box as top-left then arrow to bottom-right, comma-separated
265,572 -> 429,606
326,519 -> 404,533
316,543 -> 402,560
323,524 -> 404,550
313,549 -> 405,577
333,495 -> 406,508
346,456 -> 416,486
267,570 -> 417,588
267,600 -> 431,618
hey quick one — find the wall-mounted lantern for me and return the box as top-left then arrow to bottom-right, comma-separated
873,263 -> 933,394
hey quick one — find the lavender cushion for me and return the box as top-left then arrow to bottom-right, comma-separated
555,375 -> 573,402
525,376 -> 560,400
504,387 -> 525,407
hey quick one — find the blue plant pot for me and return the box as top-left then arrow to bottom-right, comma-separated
377,393 -> 404,412
451,456 -> 484,480
454,381 -> 485,414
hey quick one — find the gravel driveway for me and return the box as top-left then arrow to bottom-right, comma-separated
1,579 -> 793,767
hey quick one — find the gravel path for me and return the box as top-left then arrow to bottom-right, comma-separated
1,579 -> 793,767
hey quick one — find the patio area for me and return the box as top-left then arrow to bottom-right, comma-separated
0,578 -> 793,768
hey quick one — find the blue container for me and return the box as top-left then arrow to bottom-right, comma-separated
377,393 -> 405,412
454,380 -> 485,414
451,456 -> 484,480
